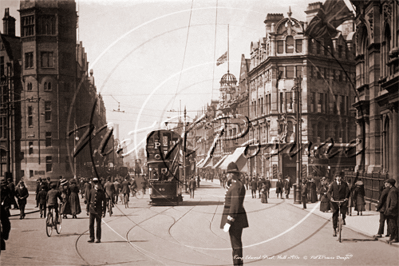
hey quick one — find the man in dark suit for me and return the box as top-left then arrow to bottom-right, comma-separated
276,177 -> 284,199
374,180 -> 390,238
86,178 -> 106,243
300,179 -> 308,209
104,178 -> 115,216
189,176 -> 196,198
121,176 -> 130,208
384,179 -> 398,244
250,178 -> 257,198
284,176 -> 292,199
220,162 -> 248,266
327,175 -> 350,237
265,177 -> 271,198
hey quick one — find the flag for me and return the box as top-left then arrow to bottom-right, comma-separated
216,51 -> 227,66
305,0 -> 353,39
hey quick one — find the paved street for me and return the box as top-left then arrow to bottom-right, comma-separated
3,180 -> 398,266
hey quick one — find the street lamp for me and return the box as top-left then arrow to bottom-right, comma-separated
294,76 -> 302,204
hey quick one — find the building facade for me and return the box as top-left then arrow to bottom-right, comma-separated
349,0 -> 399,203
247,4 -> 356,183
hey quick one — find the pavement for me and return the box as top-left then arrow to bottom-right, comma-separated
207,178 -> 399,247
8,181 -> 398,247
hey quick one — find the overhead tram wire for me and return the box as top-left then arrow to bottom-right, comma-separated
210,0 -> 219,100
170,0 -> 195,110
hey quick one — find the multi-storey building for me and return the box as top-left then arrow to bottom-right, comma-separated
1,0 -> 115,189
246,3 -> 356,183
349,1 -> 399,205
0,8 -> 22,183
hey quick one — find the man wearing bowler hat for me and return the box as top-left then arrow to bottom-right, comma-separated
86,177 -> 106,243
384,178 -> 398,244
220,162 -> 248,266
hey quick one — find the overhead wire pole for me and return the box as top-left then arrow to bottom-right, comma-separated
110,95 -> 125,113
210,0 -> 219,100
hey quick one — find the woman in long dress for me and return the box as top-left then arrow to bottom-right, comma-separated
353,180 -> 366,215
69,179 -> 81,219
309,178 -> 318,203
261,184 -> 268,203
60,179 -> 71,218
319,179 -> 330,212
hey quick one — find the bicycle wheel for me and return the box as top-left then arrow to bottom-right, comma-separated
135,190 -> 144,199
338,219 -> 342,243
46,213 -> 53,237
56,213 -> 62,234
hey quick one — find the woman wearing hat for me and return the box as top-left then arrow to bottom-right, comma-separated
353,180 -> 365,215
220,162 -> 248,266
60,179 -> 72,218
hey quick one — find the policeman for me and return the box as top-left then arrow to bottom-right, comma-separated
220,162 -> 248,266
86,177 -> 106,243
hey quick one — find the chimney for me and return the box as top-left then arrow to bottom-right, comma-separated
305,2 -> 323,25
3,8 -> 16,36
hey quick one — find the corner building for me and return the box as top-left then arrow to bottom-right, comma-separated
247,4 -> 356,183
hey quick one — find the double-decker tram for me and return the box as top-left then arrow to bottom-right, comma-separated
146,130 -> 184,205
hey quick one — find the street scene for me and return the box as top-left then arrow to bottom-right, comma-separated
1,0 -> 399,265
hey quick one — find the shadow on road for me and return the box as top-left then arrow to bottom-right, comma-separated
179,201 -> 223,206
342,238 -> 378,242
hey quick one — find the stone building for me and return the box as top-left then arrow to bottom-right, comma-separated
349,0 -> 399,204
246,3 -> 357,183
1,0 -> 114,189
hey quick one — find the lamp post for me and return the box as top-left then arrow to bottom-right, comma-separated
294,76 -> 302,204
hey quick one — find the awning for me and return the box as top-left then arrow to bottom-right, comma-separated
219,147 -> 247,171
213,155 -> 229,169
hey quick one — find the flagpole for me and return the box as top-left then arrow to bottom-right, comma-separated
227,24 -> 229,73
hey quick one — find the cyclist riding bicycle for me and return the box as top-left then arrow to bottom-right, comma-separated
327,175 -> 349,237
46,183 -> 62,224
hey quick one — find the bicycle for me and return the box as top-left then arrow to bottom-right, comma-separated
330,199 -> 347,243
106,198 -> 113,216
46,205 -> 62,237
132,188 -> 144,199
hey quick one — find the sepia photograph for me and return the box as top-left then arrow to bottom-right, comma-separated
1,0 -> 398,265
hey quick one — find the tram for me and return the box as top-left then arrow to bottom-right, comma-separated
146,129 -> 193,205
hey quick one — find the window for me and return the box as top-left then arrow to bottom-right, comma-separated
338,45 -> 343,58
29,170 -> 34,178
295,39 -> 302,53
317,122 -> 324,140
25,52 -> 34,69
261,98 -> 264,114
28,106 -> 33,127
340,95 -> 345,115
316,67 -> 322,79
277,40 -> 284,54
316,41 -> 321,54
46,156 -> 52,172
45,132 -> 52,147
278,66 -> 285,79
27,82 -> 32,91
41,52 -> 54,68
0,56 -> 4,78
324,68 -> 328,79
296,66 -> 302,78
22,15 -> 34,37
286,92 -> 293,112
310,92 -> 315,112
280,92 -> 284,112
37,15 -> 56,35
286,66 -> 294,79
286,36 -> 294,53
0,117 -> 3,138
45,101 -> 51,121
29,142 -> 33,155
44,82 -> 52,91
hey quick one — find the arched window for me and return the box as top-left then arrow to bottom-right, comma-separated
44,82 -> 47,91
317,122 -> 324,141
286,36 -> 294,53
47,82 -> 52,91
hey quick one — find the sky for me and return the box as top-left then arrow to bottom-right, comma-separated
2,0 -> 354,157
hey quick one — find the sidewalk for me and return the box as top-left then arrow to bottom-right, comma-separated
204,179 -> 398,247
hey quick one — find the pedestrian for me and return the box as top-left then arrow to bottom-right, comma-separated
276,177 -> 284,199
384,179 -> 398,244
84,178 -> 92,203
261,183 -> 268,204
104,178 -> 115,215
113,178 -> 121,204
46,183 -> 62,224
189,176 -> 196,198
327,175 -> 350,237
353,180 -> 365,215
79,178 -> 85,199
250,178 -> 257,198
284,176 -> 292,199
300,179 -> 308,210
257,178 -> 262,199
15,181 -> 29,219
38,186 -> 48,218
121,176 -> 130,208
1,178 -> 11,251
265,177 -> 271,198
6,178 -> 18,210
319,178 -> 330,212
309,178 -> 318,203
346,178 -> 354,216
86,177 -> 106,243
35,178 -> 42,207
373,180 -> 390,238
197,175 -> 201,188
69,179 -> 81,219
59,179 -> 71,219
220,162 -> 248,266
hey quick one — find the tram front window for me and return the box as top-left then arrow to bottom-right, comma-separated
149,168 -> 159,181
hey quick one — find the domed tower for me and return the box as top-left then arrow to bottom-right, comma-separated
219,71 -> 237,107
